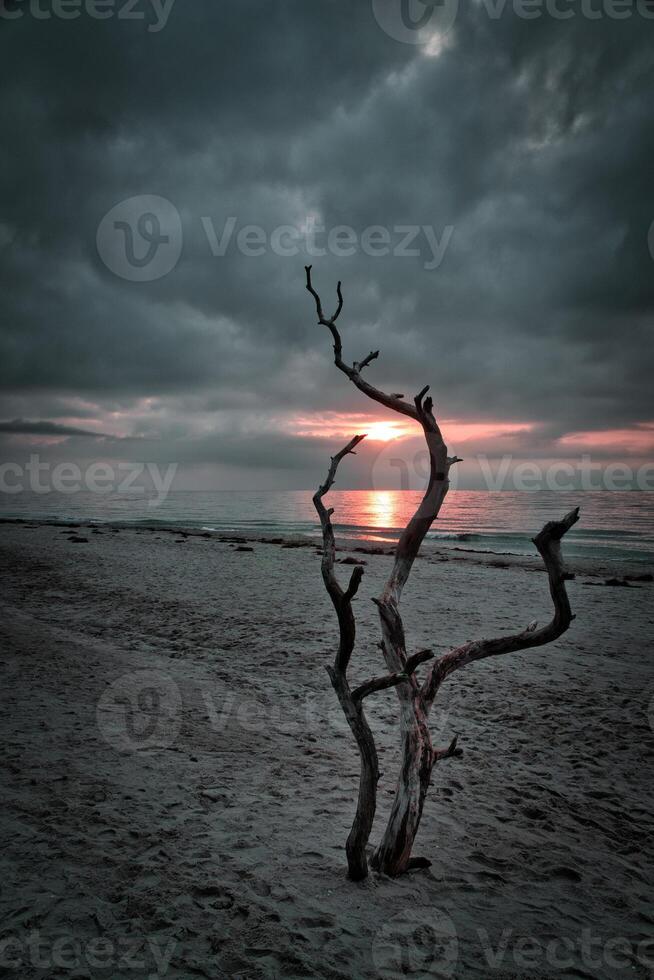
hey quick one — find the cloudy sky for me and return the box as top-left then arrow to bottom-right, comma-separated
0,0 -> 652,492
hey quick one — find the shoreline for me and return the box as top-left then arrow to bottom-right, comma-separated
2,515 -> 651,583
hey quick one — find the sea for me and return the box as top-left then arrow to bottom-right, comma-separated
2,489 -> 653,567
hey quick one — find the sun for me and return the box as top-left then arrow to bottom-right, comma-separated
285,413 -> 414,443
366,421 -> 408,442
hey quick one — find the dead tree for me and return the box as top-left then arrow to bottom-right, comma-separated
307,266 -> 580,879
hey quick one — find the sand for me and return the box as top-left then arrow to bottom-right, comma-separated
0,521 -> 652,979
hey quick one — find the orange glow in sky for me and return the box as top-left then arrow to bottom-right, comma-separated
288,413 -> 415,441
363,420 -> 412,442
287,413 -> 533,444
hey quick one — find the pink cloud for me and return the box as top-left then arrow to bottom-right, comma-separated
558,422 -> 654,456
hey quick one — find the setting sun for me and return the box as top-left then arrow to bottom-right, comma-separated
286,412 -> 415,442
365,421 -> 408,442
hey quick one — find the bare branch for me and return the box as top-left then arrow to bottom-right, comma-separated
305,266 -> 420,421
313,429 -> 379,881
423,507 -> 581,706
305,265 -> 326,322
414,384 -> 430,417
351,672 -> 408,702
354,350 -> 380,372
379,433 -> 450,606
314,434 -> 365,502
313,435 -> 367,673
404,648 -> 435,674
333,280 -> 344,322
432,735 -> 462,762
343,565 -> 364,604
351,649 -> 434,703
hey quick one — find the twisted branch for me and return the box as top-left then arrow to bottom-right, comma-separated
306,266 -> 420,420
422,507 -> 581,707
313,435 -> 366,673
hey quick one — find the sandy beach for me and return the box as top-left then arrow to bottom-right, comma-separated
1,520 -> 652,979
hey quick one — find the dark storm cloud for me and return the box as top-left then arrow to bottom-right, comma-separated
0,0 -> 652,476
0,418 -> 109,437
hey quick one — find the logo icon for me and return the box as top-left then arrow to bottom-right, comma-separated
372,0 -> 459,44
369,437 -> 460,494
370,437 -> 432,492
373,907 -> 459,978
96,195 -> 182,281
96,669 -> 182,751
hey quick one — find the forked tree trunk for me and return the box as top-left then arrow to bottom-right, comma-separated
306,267 -> 580,879
312,436 -> 373,881
312,435 -> 436,880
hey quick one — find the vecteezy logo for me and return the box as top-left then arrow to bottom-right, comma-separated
369,438 -> 460,494
370,437 -> 431,492
372,0 -> 459,44
373,907 -> 459,978
96,669 -> 182,751
648,220 -> 654,262
96,195 -> 182,281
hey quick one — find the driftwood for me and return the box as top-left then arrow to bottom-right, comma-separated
307,266 -> 580,878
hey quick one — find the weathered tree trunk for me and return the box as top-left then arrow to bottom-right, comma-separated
326,665 -> 379,881
370,693 -> 435,875
313,435 -> 373,880
306,267 -> 580,879
312,434 -> 436,879
370,397 -> 453,875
